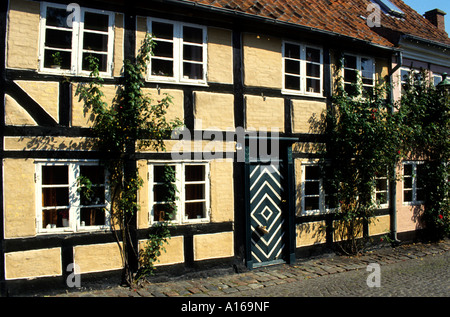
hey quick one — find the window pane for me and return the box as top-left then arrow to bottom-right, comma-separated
82,53 -> 107,72
183,44 -> 203,62
376,192 -> 388,205
344,55 -> 357,69
152,22 -> 173,39
42,188 -> 69,207
185,202 -> 205,219
185,165 -> 205,182
153,203 -> 176,221
306,63 -> 320,78
404,165 -> 413,176
404,176 -> 413,188
80,166 -> 104,185
305,166 -> 320,180
344,69 -> 358,83
151,59 -> 173,77
285,59 -> 300,75
345,83 -> 359,96
305,197 -> 319,210
305,181 -> 320,196
45,29 -> 72,49
306,47 -> 320,63
81,207 -> 105,226
154,165 -> 176,183
183,62 -> 203,80
284,43 -> 300,59
44,49 -> 72,69
46,7 -> 70,28
153,41 -> 173,58
84,12 -> 109,32
80,186 -> 105,206
185,184 -> 205,201
376,178 -> 388,191
153,184 -> 171,202
43,166 -> 68,185
42,208 -> 69,228
285,75 -> 300,90
416,164 -> 425,187
306,78 -> 321,93
83,32 -> 108,52
183,26 -> 203,44
404,190 -> 412,202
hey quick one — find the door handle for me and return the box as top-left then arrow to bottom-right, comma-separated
257,225 -> 269,235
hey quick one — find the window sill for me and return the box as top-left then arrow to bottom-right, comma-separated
282,89 -> 325,99
147,77 -> 208,87
38,69 -> 114,79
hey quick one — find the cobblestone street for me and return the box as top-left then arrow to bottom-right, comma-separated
49,239 -> 450,298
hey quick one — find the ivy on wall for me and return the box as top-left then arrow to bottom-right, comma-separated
323,61 -> 449,254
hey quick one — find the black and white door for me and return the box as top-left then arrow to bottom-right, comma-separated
248,160 -> 287,267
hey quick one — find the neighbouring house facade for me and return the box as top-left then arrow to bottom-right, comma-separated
1,0 -> 449,295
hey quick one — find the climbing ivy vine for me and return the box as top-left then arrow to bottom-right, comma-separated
76,34 -> 182,285
323,62 -> 449,254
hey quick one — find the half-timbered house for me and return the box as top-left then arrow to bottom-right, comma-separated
1,0 -> 449,295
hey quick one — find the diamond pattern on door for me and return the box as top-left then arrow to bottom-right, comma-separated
249,162 -> 285,266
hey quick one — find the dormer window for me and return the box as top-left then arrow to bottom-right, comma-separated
372,0 -> 405,17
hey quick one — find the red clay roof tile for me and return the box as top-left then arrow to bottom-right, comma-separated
183,0 -> 450,47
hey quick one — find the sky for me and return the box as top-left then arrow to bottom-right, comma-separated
402,0 -> 450,34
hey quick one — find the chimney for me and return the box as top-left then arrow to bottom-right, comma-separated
424,9 -> 446,32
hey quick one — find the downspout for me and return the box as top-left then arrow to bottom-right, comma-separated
389,50 -> 402,245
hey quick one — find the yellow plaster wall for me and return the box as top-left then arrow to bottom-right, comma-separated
3,158 -> 36,238
207,27 -> 233,84
210,159 -> 234,223
243,33 -> 282,88
5,248 -> 61,280
142,88 -> 184,123
4,94 -> 37,126
113,13 -> 124,77
137,160 -> 149,229
6,0 -> 40,70
73,243 -> 123,274
15,80 -> 59,122
4,136 -> 96,151
245,95 -> 284,132
369,215 -> 390,236
193,232 -> 234,261
291,100 -> 327,134
194,92 -> 234,130
139,236 -> 185,266
333,219 -> 364,242
72,84 -> 119,127
296,221 -> 327,247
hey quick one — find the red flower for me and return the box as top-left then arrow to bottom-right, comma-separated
438,214 -> 443,219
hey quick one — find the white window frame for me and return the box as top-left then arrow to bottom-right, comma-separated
402,161 -> 425,205
282,41 -> 323,97
38,2 -> 115,76
374,170 -> 390,208
148,161 -> 210,225
35,160 -> 110,234
300,163 -> 334,215
433,73 -> 442,87
146,17 -> 207,85
342,53 -> 375,97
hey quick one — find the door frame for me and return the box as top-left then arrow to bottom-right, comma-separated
244,136 -> 297,269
